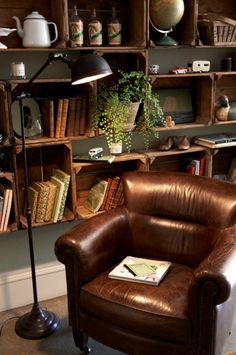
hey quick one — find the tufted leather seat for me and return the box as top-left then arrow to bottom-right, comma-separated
55,171 -> 236,355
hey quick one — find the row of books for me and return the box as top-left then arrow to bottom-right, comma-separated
183,157 -> 205,175
84,175 -> 124,213
0,181 -> 13,232
27,169 -> 70,224
42,95 -> 93,139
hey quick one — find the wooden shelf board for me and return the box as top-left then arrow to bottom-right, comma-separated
142,145 -> 207,159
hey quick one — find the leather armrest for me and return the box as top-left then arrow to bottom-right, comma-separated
55,207 -> 132,283
189,228 -> 236,319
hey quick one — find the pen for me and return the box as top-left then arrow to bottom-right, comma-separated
123,264 -> 137,277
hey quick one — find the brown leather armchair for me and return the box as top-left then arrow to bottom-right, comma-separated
55,171 -> 236,355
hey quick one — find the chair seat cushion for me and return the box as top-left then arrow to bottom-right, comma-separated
80,262 -> 194,344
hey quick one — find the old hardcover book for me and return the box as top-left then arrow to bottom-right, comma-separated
42,99 -> 54,138
3,188 -> 13,231
107,176 -> 120,210
50,176 -> 64,223
111,180 -> 124,209
60,98 -> 69,138
103,176 -> 119,210
79,95 -> 88,135
74,96 -> 83,136
99,176 -> 113,211
28,186 -> 39,223
32,182 -> 49,223
109,256 -> 171,286
0,195 -> 4,229
55,99 -> 63,138
43,181 -> 58,222
53,169 -> 71,221
84,178 -> 109,213
66,97 -> 77,137
0,182 -> 12,231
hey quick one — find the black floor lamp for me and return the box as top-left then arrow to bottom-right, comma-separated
13,52 -> 112,339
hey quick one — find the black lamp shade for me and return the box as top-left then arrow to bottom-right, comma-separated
71,54 -> 112,85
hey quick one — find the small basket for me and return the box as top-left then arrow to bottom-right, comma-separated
198,13 -> 236,46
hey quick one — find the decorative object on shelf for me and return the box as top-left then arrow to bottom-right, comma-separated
221,57 -> 232,72
11,98 -> 42,138
169,66 -> 187,74
12,11 -> 58,47
0,27 -> 16,48
107,7 -> 121,46
150,0 -> 185,46
198,13 -> 236,46
157,88 -> 194,124
191,60 -> 210,72
12,52 -> 112,341
88,8 -> 102,46
69,5 -> 84,47
149,64 -> 160,75
215,95 -> 236,121
159,135 -> 190,151
163,115 -> 175,127
88,147 -> 103,159
10,61 -> 26,79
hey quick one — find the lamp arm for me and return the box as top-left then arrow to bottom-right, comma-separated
13,52 -> 72,99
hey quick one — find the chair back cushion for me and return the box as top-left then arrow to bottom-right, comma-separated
122,171 -> 236,267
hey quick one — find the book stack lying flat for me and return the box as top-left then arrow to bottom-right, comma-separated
108,256 -> 171,286
194,133 -> 236,148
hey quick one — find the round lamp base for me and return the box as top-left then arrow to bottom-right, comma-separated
15,303 -> 60,339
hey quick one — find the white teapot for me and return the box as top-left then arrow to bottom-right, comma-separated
12,11 -> 58,48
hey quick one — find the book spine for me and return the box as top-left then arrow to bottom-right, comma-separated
66,97 -> 76,137
49,100 -> 55,138
60,98 -> 69,138
74,97 -> 83,137
44,182 -> 58,221
107,176 -> 120,210
33,183 -> 49,223
79,95 -> 88,135
55,99 -> 63,139
54,170 -> 71,220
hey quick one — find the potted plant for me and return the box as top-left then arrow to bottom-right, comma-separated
93,70 -> 164,152
93,85 -> 132,154
117,70 -> 164,149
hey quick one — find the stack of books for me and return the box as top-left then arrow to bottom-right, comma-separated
194,133 -> 236,148
83,175 -> 124,213
183,157 -> 205,175
27,169 -> 71,224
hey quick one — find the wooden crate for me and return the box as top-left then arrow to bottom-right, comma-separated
198,1 -> 236,46
67,0 -> 146,47
15,142 -> 74,226
151,73 -> 214,126
0,0 -> 66,48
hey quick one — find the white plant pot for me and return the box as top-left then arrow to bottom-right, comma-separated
110,142 -> 122,155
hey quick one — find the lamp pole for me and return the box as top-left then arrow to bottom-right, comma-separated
13,52 -> 112,339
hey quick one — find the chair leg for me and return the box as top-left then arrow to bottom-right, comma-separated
72,327 -> 91,353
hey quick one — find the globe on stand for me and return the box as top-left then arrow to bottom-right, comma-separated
150,0 -> 185,46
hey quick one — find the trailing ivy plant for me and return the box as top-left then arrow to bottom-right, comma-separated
92,70 -> 164,152
117,70 -> 164,149
92,85 -> 132,152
